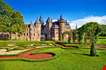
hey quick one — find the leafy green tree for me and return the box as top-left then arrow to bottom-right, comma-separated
0,15 -> 13,39
0,1 -> 25,39
78,22 -> 101,56
99,25 -> 106,36
0,15 -> 12,31
11,11 -> 25,33
0,0 -> 13,16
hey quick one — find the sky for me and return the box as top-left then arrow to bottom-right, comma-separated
4,0 -> 106,28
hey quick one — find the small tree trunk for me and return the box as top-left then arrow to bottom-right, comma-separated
90,42 -> 96,56
90,33 -> 96,56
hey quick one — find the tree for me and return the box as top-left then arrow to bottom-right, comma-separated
0,0 -> 13,16
0,1 -> 25,40
11,11 -> 25,33
0,15 -> 13,39
99,25 -> 106,36
78,22 -> 101,56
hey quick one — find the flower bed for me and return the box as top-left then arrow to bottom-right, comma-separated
0,49 -> 55,61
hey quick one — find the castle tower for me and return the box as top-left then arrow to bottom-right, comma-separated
25,25 -> 29,41
39,16 -> 45,40
59,15 -> 65,41
29,22 -> 34,41
39,16 -> 44,26
46,17 -> 52,30
46,17 -> 52,40
51,24 -> 59,41
34,17 -> 41,41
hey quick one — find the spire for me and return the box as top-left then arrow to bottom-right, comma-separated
39,16 -> 44,24
59,15 -> 64,23
46,17 -> 52,23
60,15 -> 64,20
35,17 -> 41,24
39,16 -> 42,21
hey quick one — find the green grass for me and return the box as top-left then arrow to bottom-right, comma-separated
0,48 -> 106,70
63,43 -> 80,48
0,40 -> 55,48
98,36 -> 106,39
96,38 -> 106,45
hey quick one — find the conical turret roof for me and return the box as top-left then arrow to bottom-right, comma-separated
46,17 -> 52,23
59,15 -> 65,23
34,17 -> 41,25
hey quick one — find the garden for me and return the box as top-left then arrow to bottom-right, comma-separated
0,46 -> 106,70
0,0 -> 106,70
0,22 -> 106,70
0,36 -> 106,70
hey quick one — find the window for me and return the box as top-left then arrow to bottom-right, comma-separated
27,33 -> 28,36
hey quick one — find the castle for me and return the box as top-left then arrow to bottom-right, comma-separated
0,16 -> 75,41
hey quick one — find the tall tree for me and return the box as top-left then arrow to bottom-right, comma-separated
0,0 -> 25,39
11,11 -> 25,33
0,15 -> 13,39
78,22 -> 101,56
0,0 -> 13,16
99,25 -> 106,36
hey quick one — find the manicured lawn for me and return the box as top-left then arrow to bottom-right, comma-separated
0,40 -> 55,48
96,38 -> 106,45
0,48 -> 106,70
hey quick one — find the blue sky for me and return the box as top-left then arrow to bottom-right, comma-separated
4,0 -> 106,24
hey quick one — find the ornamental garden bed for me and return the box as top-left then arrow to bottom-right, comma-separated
0,48 -> 55,61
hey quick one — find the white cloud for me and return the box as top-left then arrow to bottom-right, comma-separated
69,16 -> 106,29
52,19 -> 57,22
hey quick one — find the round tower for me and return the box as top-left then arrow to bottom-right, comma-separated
25,25 -> 29,41
39,16 -> 44,25
46,17 -> 52,30
59,15 -> 65,41
46,17 -> 52,40
34,17 -> 41,41
51,24 -> 59,41
29,22 -> 34,41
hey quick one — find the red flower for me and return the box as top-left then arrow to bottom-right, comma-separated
102,65 -> 106,70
